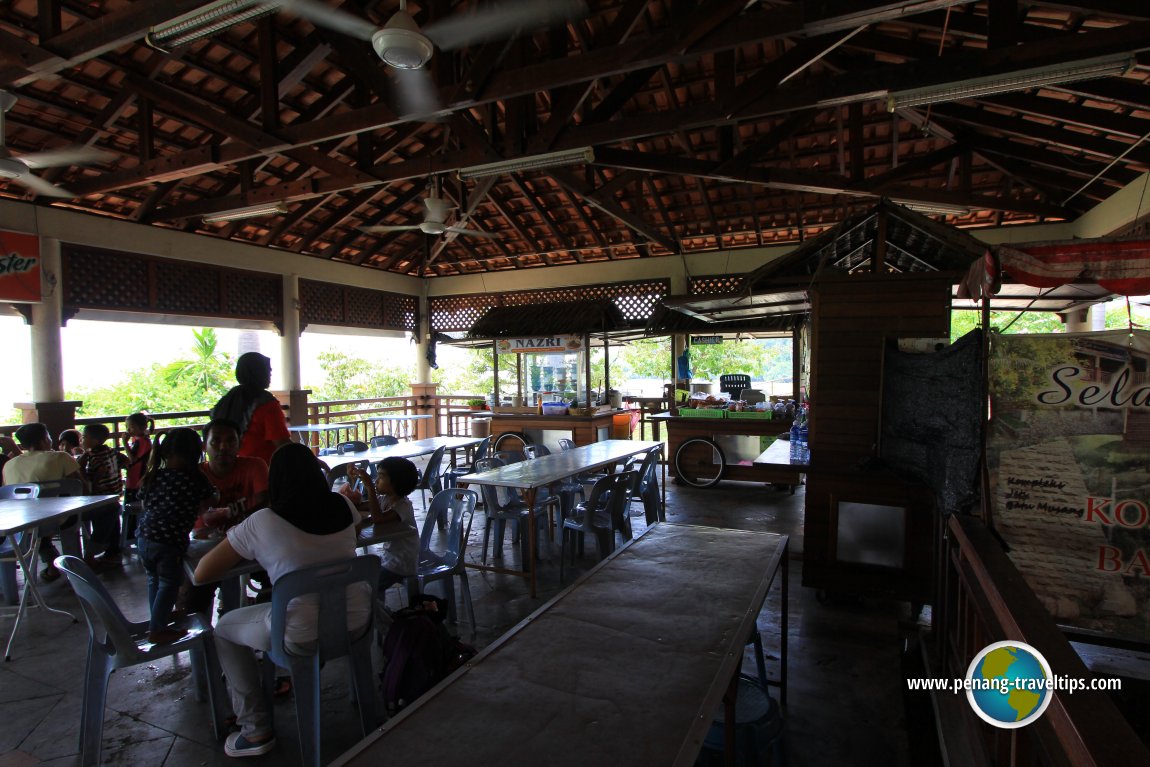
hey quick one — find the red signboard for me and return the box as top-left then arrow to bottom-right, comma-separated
0,230 -> 41,303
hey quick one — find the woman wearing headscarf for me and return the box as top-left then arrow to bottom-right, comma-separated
211,352 -> 290,467
195,443 -> 371,758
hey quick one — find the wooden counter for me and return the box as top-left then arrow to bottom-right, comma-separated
489,409 -> 626,451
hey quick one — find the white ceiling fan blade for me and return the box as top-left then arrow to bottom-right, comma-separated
445,226 -> 499,239
424,0 -> 586,51
360,224 -> 421,233
277,0 -> 379,41
18,147 -> 114,169
394,68 -> 443,118
13,172 -> 73,198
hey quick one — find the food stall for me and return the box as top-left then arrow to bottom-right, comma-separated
465,300 -> 633,453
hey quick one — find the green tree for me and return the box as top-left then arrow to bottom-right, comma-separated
162,328 -> 233,393
308,349 -> 414,401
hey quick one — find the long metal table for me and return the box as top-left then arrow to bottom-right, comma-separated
321,436 -> 483,471
460,439 -> 662,597
332,523 -> 789,766
0,494 -> 118,660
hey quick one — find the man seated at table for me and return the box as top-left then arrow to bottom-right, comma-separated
178,418 -> 269,617
1,422 -> 86,582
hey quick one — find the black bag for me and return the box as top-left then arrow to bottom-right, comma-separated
380,594 -> 469,714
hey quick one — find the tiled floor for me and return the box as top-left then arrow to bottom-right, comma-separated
1,477 -> 919,766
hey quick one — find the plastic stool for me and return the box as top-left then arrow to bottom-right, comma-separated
697,675 -> 785,767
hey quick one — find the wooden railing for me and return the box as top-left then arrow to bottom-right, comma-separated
4,391 -> 494,450
935,514 -> 1148,766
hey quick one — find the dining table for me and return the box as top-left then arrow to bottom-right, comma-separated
321,435 -> 484,472
0,494 -> 119,661
460,439 -> 662,597
331,523 -> 789,767
184,520 -> 416,608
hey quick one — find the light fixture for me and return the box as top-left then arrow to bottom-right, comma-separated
371,3 -> 435,69
893,199 -> 970,216
203,202 -> 288,224
886,53 -> 1134,111
459,148 -> 595,180
146,0 -> 280,51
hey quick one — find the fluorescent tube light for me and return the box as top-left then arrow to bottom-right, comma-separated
146,0 -> 280,51
886,53 -> 1134,111
203,202 -> 288,223
459,148 -> 595,179
892,199 -> 970,216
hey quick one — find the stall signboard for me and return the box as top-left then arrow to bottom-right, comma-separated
495,336 -> 583,354
0,231 -> 40,304
987,329 -> 1150,642
691,335 -> 722,345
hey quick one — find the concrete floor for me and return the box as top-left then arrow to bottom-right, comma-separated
0,478 -> 918,766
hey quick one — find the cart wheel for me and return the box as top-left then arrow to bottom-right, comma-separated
493,432 -> 531,456
673,437 -> 725,488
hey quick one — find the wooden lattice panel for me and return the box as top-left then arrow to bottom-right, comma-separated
691,275 -> 746,295
63,247 -> 151,310
156,261 -> 223,315
347,286 -> 384,327
62,245 -> 282,325
300,279 -> 418,331
300,279 -> 344,325
430,294 -> 497,333
226,273 -> 282,318
429,280 -> 669,332
381,292 -> 418,332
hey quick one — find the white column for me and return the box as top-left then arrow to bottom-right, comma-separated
279,273 -> 302,390
30,236 -> 65,401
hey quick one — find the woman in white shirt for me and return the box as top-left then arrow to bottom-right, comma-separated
195,442 -> 370,758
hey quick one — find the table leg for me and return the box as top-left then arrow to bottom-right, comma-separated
780,541 -> 788,707
5,529 -> 76,661
524,488 -> 538,599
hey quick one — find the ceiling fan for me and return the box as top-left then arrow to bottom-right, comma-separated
279,0 -> 585,116
0,91 -> 112,198
360,187 -> 499,239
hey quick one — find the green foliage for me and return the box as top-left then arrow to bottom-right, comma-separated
951,309 -> 1063,341
161,328 -> 233,393
73,328 -> 233,419
988,334 -> 1074,410
308,349 -> 413,401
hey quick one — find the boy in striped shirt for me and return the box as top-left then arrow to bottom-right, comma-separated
77,423 -> 129,567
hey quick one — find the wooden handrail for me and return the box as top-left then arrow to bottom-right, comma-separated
944,515 -> 1149,767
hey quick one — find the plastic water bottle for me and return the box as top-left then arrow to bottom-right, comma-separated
789,420 -> 801,462
798,423 -> 810,463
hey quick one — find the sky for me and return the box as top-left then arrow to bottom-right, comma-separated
0,315 -> 417,419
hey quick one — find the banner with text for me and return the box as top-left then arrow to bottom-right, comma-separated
495,335 -> 583,354
988,330 -> 1150,642
0,230 -> 40,303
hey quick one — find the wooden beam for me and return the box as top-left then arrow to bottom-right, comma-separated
551,168 -> 680,253
0,0 -> 211,86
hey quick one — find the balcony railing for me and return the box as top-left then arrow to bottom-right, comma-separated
934,514 -> 1148,766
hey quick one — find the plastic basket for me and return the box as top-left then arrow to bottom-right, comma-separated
541,403 -> 570,416
676,408 -> 727,418
727,411 -> 773,420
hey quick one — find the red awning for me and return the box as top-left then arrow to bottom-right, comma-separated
959,238 -> 1150,300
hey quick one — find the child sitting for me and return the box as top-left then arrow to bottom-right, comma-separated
347,457 -> 420,595
57,429 -> 82,456
76,423 -> 130,565
138,428 -> 218,643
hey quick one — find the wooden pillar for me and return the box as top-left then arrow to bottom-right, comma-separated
410,382 -> 439,438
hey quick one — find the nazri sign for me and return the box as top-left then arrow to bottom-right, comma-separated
0,230 -> 40,303
496,336 -> 583,354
